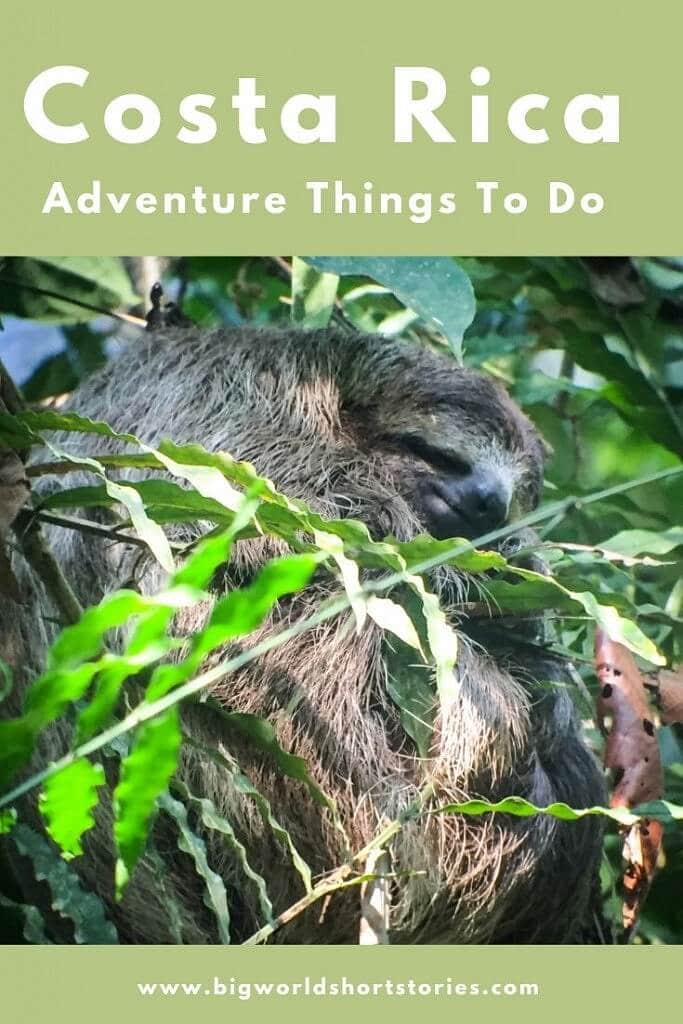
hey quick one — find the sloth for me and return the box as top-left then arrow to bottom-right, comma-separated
1,324 -> 606,944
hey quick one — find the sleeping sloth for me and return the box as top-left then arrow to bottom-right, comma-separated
2,325 -> 606,944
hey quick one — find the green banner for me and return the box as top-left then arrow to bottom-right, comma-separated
3,945 -> 680,1023
2,0 -> 683,253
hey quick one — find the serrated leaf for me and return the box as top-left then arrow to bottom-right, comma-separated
437,796 -> 683,826
114,709 -> 182,897
145,553 -> 321,701
0,719 -> 41,790
406,574 -> 458,711
219,711 -> 331,819
75,639 -> 172,744
0,808 -> 17,834
11,824 -> 118,943
188,738 -> 315,893
396,534 -> 507,573
0,893 -> 52,943
174,779 -> 274,924
489,567 -> 665,666
77,508 -> 257,742
30,433 -> 175,574
39,759 -> 105,859
158,791 -> 231,943
47,590 -> 159,669
88,475 -> 175,574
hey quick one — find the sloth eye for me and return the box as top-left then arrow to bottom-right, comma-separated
391,433 -> 471,475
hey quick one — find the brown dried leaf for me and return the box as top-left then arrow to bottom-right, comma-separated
594,629 -> 664,936
621,819 -> 664,934
657,667 -> 683,725
595,630 -> 663,806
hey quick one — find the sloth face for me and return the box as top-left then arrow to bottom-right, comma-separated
346,350 -> 545,542
392,430 -> 516,540
403,393 -> 543,540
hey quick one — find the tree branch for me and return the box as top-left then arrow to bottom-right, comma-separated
0,358 -> 82,626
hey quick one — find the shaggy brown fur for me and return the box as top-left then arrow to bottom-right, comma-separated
2,325 -> 606,944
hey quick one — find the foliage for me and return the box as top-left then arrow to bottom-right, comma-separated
0,254 -> 682,944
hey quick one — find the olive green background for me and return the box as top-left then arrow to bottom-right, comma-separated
3,945 -> 679,1023
2,0 -> 682,254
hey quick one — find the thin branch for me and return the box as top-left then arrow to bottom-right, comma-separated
0,364 -> 27,418
359,848 -> 391,944
31,508 -> 185,554
0,358 -> 83,625
27,456 -> 159,477
0,277 -> 146,328
242,786 -> 434,945
13,517 -> 82,624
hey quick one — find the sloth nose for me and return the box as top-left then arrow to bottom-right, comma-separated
458,471 -> 510,532
439,469 -> 510,535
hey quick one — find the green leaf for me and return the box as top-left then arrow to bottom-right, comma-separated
158,791 -> 232,943
0,808 -> 17,834
314,530 -> 365,629
0,894 -> 51,944
0,658 -> 14,703
46,589 -> 190,671
488,567 -> 665,665
37,436 -> 176,574
396,534 -> 507,573
437,796 -> 683,826
291,257 -> 338,328
74,640 -> 172,744
219,711 -> 331,818
76,509 -> 257,742
306,256 -> 475,358
10,824 -> 118,943
173,779 -> 274,924
145,553 -> 321,701
406,574 -> 458,711
172,528 -> 235,591
0,719 -> 41,790
568,588 -> 664,665
114,709 -> 182,897
385,649 -> 435,759
188,738 -> 315,893
366,596 -> 423,654
601,527 -> 683,557
0,257 -> 138,322
38,480 -> 234,525
39,760 -> 106,859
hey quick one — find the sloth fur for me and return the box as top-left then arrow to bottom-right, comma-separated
2,325 -> 606,944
